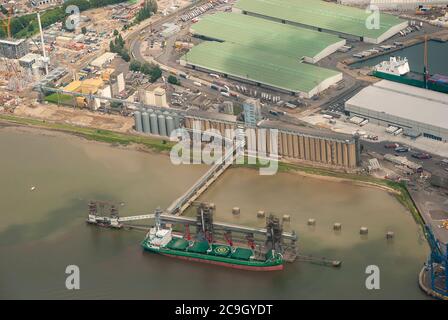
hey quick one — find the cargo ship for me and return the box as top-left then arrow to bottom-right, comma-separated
141,225 -> 284,271
372,56 -> 448,94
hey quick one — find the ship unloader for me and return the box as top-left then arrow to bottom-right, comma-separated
141,203 -> 288,271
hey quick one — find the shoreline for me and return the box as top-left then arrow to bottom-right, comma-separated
0,113 -> 425,227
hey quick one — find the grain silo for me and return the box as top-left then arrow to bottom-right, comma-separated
134,111 -> 143,132
150,112 -> 159,135
166,116 -> 175,137
158,114 -> 167,136
142,112 -> 150,133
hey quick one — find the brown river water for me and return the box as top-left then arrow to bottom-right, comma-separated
0,125 -> 429,299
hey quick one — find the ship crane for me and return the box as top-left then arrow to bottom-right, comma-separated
424,225 -> 448,295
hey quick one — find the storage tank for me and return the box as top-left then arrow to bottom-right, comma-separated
166,116 -> 175,136
134,111 -> 143,132
150,113 -> 159,135
158,114 -> 167,136
172,113 -> 180,128
142,112 -> 150,133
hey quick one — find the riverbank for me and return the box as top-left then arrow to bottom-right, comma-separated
0,112 -> 425,227
0,114 -> 174,153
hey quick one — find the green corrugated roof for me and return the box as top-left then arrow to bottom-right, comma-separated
235,0 -> 405,40
191,12 -> 342,60
183,41 -> 340,93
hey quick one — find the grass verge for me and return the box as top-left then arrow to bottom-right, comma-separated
0,114 -> 174,153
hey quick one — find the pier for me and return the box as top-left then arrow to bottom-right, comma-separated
88,202 -> 299,262
166,126 -> 245,215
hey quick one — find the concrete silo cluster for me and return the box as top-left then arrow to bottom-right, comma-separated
134,108 -> 181,137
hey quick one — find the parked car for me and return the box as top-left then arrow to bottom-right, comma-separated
412,153 -> 432,160
395,147 -> 409,153
384,143 -> 399,149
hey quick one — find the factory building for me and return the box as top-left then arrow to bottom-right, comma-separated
140,86 -> 168,107
182,12 -> 343,98
90,52 -> 116,68
338,0 -> 448,10
0,39 -> 29,59
180,112 -> 359,169
63,77 -> 112,109
234,0 -> 408,44
259,120 -> 359,168
345,80 -> 448,142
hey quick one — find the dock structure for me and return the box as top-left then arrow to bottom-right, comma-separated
166,126 -> 245,215
419,225 -> 448,299
87,202 -> 298,262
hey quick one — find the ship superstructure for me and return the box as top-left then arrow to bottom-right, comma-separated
374,57 -> 410,76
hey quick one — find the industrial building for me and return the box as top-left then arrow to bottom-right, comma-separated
345,80 -> 448,142
132,104 -> 359,168
181,42 -> 342,98
0,39 -> 29,59
61,75 -> 118,109
139,86 -> 168,107
183,12 -> 343,98
243,98 -> 262,127
90,52 -> 117,68
339,0 -> 448,10
190,13 -> 346,63
259,120 -> 359,168
233,0 -> 408,44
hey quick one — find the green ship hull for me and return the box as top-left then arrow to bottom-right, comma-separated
141,238 -> 284,271
372,71 -> 448,94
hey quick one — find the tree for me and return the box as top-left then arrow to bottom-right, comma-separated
117,34 -> 125,47
120,50 -> 130,62
109,41 -> 115,53
81,26 -> 87,34
113,29 -> 119,36
130,60 -> 142,71
168,75 -> 179,85
140,62 -> 152,75
135,0 -> 158,22
149,65 -> 162,82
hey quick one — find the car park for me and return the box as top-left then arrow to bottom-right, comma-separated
384,143 -> 399,149
411,153 -> 432,160
395,147 -> 409,153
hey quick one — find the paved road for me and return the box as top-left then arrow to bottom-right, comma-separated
362,139 -> 447,176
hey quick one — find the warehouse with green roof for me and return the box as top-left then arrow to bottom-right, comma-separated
181,12 -> 343,98
180,41 -> 342,98
190,12 -> 346,63
233,0 -> 408,44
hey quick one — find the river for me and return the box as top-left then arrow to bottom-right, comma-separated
351,40 -> 448,75
0,125 -> 429,299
